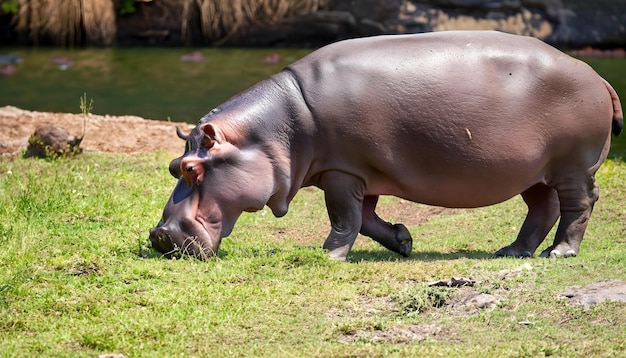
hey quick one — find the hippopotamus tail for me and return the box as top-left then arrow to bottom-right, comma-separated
602,78 -> 623,136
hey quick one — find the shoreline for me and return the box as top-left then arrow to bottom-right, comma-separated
0,106 -> 194,158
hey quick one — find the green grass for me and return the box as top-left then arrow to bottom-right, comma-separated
1,153 -> 625,357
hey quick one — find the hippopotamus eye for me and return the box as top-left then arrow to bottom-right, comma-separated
185,165 -> 194,173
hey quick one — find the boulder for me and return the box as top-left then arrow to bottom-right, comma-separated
222,0 -> 626,49
24,123 -> 83,159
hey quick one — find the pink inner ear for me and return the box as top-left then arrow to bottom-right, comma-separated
202,123 -> 217,138
201,123 -> 217,148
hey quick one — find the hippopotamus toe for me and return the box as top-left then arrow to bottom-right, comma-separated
393,224 -> 412,257
539,246 -> 577,258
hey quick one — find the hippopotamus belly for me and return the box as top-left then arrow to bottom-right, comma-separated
150,31 -> 622,261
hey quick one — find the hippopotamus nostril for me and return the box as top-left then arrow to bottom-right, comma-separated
156,227 -> 171,243
149,226 -> 184,258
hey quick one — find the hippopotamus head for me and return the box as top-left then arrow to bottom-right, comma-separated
149,117 -> 281,259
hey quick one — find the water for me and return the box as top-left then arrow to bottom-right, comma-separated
0,48 -> 625,154
0,48 -> 311,122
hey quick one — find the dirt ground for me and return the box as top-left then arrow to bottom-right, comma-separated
0,106 -> 196,158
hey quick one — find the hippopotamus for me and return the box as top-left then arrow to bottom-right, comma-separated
149,31 -> 623,261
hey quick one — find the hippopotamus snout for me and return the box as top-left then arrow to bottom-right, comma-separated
149,220 -> 217,260
149,224 -> 177,257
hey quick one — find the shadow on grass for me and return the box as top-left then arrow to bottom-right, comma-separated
140,244 -> 498,262
348,249 -> 496,262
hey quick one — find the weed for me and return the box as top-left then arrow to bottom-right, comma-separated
79,92 -> 93,137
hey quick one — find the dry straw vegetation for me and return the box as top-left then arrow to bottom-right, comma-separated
10,0 -> 330,46
15,0 -> 116,46
189,0 -> 329,44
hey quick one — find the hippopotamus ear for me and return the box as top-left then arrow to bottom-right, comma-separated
199,123 -> 225,149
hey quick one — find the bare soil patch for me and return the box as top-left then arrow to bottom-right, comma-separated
377,199 -> 461,227
0,106 -> 194,158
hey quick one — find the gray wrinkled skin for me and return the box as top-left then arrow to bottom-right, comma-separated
150,31 -> 623,261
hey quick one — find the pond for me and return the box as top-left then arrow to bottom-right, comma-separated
0,47 -> 311,123
1,47 -> 625,154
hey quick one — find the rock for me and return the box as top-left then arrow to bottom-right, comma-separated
448,289 -> 501,314
428,277 -> 475,287
559,280 -> 626,309
24,123 -> 83,159
230,0 -> 626,49
461,292 -> 500,310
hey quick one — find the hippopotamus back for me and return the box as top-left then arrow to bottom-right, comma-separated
284,31 -> 614,208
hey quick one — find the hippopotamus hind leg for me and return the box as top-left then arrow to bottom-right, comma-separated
319,171 -> 366,261
539,175 -> 599,258
495,184 -> 560,257
360,195 -> 412,257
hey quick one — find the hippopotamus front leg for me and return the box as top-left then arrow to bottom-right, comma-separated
319,171 -> 365,261
539,175 -> 599,258
360,195 -> 412,257
495,184 -> 560,257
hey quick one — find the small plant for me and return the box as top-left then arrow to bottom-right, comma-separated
79,92 -> 93,137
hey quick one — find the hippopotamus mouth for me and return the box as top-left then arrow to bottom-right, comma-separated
148,180 -> 221,260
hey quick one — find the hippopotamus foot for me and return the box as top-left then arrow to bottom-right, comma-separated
536,211 -> 589,259
537,176 -> 598,258
495,184 -> 560,258
391,224 -> 413,257
360,195 -> 413,257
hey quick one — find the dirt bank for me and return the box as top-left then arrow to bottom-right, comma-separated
0,106 -> 195,158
